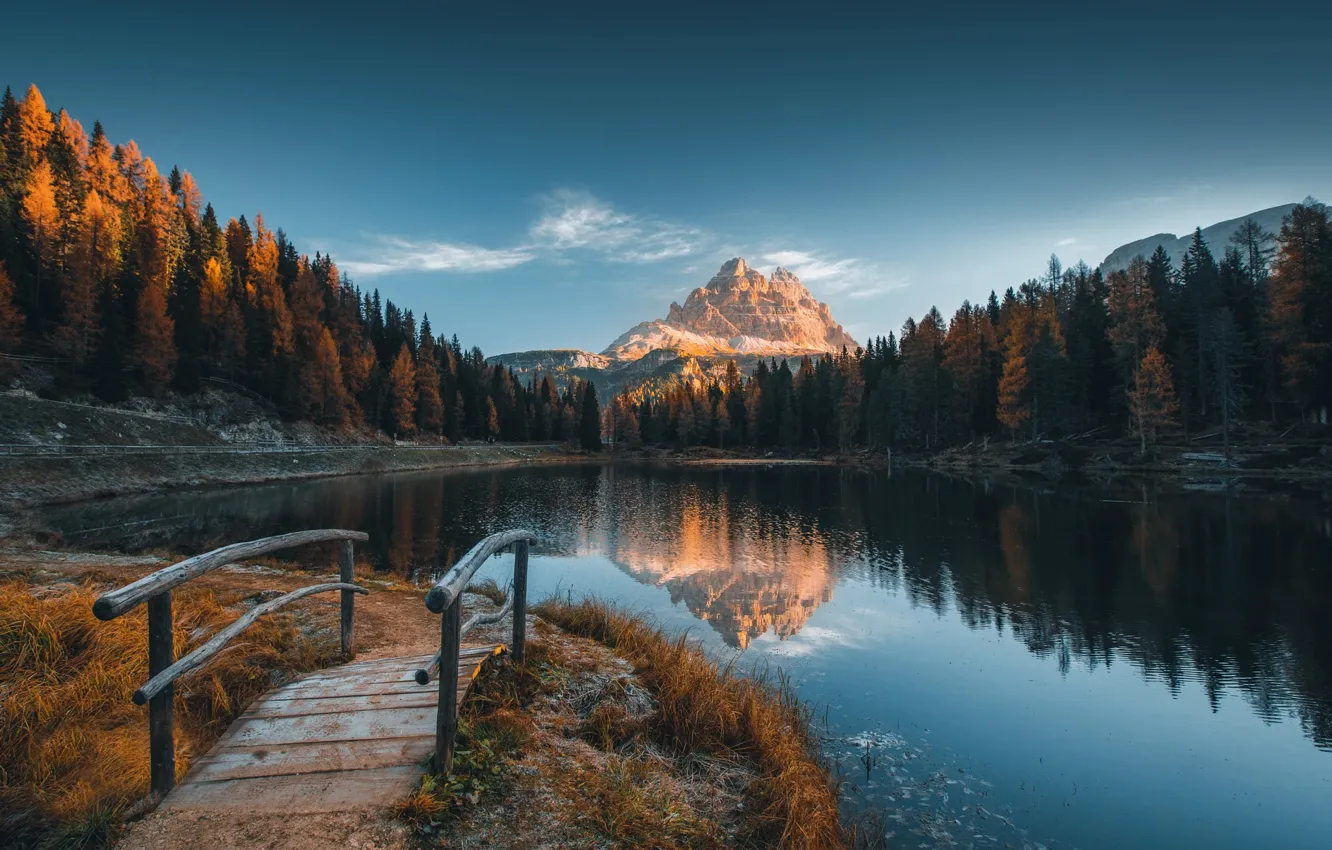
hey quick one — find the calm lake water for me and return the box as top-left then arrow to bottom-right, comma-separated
18,463 -> 1332,849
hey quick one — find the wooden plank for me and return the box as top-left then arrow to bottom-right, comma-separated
245,691 -> 440,719
295,654 -> 434,679
163,765 -> 425,813
217,705 -> 438,748
256,681 -> 435,702
189,736 -> 435,781
161,648 -> 504,814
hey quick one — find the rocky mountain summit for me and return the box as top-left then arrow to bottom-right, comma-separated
487,258 -> 860,393
604,258 -> 858,361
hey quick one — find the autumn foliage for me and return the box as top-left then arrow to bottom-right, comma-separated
0,83 -> 594,442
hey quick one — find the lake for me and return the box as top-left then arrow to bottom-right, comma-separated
17,463 -> 1332,849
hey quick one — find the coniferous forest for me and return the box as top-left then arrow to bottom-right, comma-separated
608,211 -> 1332,455
0,85 -> 602,449
2,82 -> 1330,457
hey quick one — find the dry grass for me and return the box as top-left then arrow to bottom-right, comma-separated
533,598 -> 848,849
466,578 -> 509,606
0,579 -> 341,849
556,758 -> 726,849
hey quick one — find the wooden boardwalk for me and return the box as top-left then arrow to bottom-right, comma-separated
162,645 -> 504,813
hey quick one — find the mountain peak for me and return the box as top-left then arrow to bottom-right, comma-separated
718,257 -> 749,277
602,259 -> 857,361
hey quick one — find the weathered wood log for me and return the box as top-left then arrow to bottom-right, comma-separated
424,529 -> 535,614
147,592 -> 175,797
414,592 -> 514,684
133,582 -> 367,705
513,539 -> 529,664
435,597 -> 462,774
339,540 -> 356,654
94,530 -> 370,621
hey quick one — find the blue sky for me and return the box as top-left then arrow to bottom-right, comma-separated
4,1 -> 1330,354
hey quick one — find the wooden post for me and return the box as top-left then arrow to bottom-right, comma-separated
512,540 -> 529,664
435,596 -> 462,775
339,540 -> 355,655
147,592 -> 175,797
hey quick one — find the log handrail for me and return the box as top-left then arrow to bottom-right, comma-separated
414,591 -> 514,685
134,582 -> 367,705
424,529 -> 536,613
93,529 -> 369,620
426,529 -> 534,775
90,529 -> 370,800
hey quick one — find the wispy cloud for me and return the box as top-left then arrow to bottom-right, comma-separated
762,249 -> 858,284
530,190 -> 706,263
341,235 -> 534,277
1055,237 -> 1077,247
760,248 -> 911,301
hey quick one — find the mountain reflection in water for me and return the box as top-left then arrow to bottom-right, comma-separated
26,463 -> 1332,755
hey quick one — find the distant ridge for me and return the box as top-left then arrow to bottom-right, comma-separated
1099,203 -> 1296,273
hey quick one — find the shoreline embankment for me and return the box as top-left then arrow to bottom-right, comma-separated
0,443 -> 577,509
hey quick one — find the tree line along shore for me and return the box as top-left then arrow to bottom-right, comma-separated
4,82 -> 1331,480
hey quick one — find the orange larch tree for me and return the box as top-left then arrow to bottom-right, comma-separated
389,343 -> 417,437
15,84 -> 54,172
1128,346 -> 1178,455
134,283 -> 176,395
20,159 -> 59,317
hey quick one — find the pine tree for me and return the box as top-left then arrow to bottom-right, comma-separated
579,381 -> 603,451
0,262 -> 23,379
1209,308 -> 1244,459
414,328 -> 444,435
1267,200 -> 1332,422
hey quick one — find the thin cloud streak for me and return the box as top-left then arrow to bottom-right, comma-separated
529,189 -> 706,263
761,248 -> 911,301
341,235 -> 534,277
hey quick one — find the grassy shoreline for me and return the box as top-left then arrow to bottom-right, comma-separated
1,553 -> 861,849
0,444 -> 580,509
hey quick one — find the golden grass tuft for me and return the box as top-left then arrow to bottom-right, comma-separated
467,577 -> 509,606
533,597 -> 848,849
558,758 -> 725,849
577,700 -> 645,752
0,579 -> 340,849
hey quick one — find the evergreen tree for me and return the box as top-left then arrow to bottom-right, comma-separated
579,381 -> 603,451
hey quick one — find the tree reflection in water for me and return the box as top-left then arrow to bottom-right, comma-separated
27,463 -> 1332,750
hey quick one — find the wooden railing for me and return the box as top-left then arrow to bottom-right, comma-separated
92,529 -> 370,798
423,529 -> 535,774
